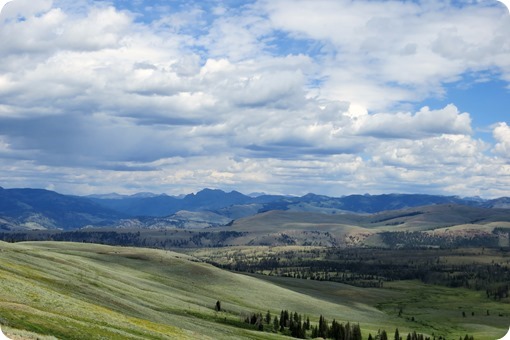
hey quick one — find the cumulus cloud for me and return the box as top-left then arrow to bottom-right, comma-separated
493,122 -> 510,158
0,0 -> 509,197
356,105 -> 472,138
262,0 -> 510,110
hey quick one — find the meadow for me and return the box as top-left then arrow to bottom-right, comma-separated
0,241 -> 508,339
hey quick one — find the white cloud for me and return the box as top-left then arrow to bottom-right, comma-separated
0,0 -> 509,197
356,104 -> 472,138
493,122 -> 510,158
262,0 -> 510,110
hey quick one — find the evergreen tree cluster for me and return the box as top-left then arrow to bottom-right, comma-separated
278,310 -> 309,338
309,315 -> 362,340
486,284 -> 509,300
244,309 -> 365,340
244,312 -> 264,331
240,307 -> 476,340
208,247 -> 510,296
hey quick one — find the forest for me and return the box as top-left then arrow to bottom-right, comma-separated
195,246 -> 510,299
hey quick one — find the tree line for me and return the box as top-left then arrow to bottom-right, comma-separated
235,306 -> 471,340
206,247 -> 510,296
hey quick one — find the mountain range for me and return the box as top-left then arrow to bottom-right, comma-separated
1,186 -> 510,231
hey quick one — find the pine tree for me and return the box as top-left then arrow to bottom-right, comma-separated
395,328 -> 400,340
273,315 -> 279,332
305,316 -> 311,330
311,325 -> 319,338
265,310 -> 271,324
280,310 -> 286,331
345,321 -> 351,340
352,323 -> 362,340
318,315 -> 328,338
329,319 -> 339,339
284,310 -> 290,328
290,318 -> 296,336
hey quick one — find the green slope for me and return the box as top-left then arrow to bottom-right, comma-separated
0,241 -> 508,339
0,241 -> 384,339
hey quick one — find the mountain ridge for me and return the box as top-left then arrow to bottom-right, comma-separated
0,187 -> 125,230
1,186 -> 509,231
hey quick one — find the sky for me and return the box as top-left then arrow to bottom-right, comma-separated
0,0 -> 509,198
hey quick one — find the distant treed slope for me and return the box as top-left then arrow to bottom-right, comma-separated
257,193 -> 480,214
1,186 -> 510,231
483,197 -> 510,209
88,194 -> 182,217
231,204 -> 510,231
1,205 -> 510,248
90,190 -> 489,217
89,188 -> 253,217
0,187 -> 124,230
223,205 -> 510,247
366,204 -> 510,229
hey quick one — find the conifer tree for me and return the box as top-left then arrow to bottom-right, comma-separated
305,316 -> 311,330
311,325 -> 318,338
265,310 -> 271,324
280,310 -> 286,331
345,321 -> 351,340
284,310 -> 290,327
273,316 -> 279,332
318,315 -> 329,338
352,323 -> 362,340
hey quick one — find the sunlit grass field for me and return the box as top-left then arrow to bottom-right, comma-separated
0,241 -> 508,339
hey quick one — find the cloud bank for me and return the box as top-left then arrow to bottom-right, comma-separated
0,0 -> 509,197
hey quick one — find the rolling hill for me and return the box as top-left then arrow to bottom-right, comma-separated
2,187 -> 510,237
0,241 -> 396,339
0,241 -> 507,339
214,204 -> 510,247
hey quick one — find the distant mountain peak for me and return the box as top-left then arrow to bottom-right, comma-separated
130,192 -> 164,198
248,192 -> 266,198
3,187 -> 510,231
194,188 -> 246,197
193,188 -> 223,195
302,193 -> 328,199
87,193 -> 125,200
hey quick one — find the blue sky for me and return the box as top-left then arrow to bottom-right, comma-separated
0,0 -> 509,197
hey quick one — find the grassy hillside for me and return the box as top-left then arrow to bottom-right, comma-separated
216,205 -> 510,247
230,205 -> 510,232
0,241 -> 508,339
0,241 -> 382,339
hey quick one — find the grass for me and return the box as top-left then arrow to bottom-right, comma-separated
0,241 -> 508,339
0,241 -> 279,339
249,274 -> 509,339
